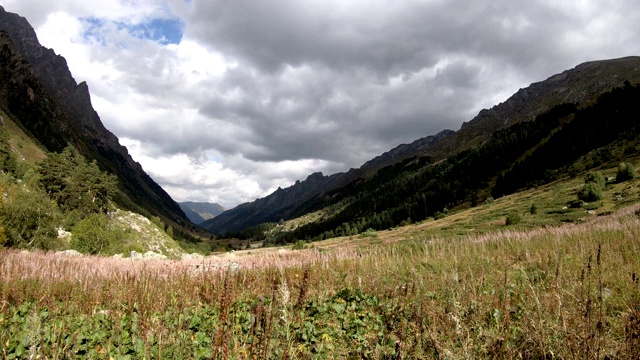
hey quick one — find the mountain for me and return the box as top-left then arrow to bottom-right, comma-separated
202,171 -> 341,234
201,128 -> 456,234
204,56 -> 640,235
179,202 -> 226,225
0,7 -> 192,228
421,57 -> 640,161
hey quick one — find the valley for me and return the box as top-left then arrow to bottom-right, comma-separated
2,160 -> 640,357
0,4 -> 640,359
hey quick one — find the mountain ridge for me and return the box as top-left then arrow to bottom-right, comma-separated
204,56 -> 640,235
178,202 -> 226,225
0,6 -> 192,228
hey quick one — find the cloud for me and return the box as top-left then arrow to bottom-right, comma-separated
1,0 -> 640,208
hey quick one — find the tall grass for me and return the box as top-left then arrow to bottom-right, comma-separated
1,205 -> 640,358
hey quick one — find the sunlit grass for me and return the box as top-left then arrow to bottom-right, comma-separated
2,161 -> 640,358
2,202 -> 640,358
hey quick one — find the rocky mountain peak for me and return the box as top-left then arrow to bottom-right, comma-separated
0,6 -> 190,228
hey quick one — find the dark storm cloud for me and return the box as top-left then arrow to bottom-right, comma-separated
85,0 -> 640,175
6,0 -> 640,207
176,0 -> 596,170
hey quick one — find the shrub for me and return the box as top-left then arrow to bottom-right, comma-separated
0,224 -> 7,247
585,171 -> 606,188
292,240 -> 307,250
0,183 -> 61,250
505,213 -> 521,226
578,182 -> 603,202
616,162 -> 636,183
359,228 -> 378,238
71,213 -> 121,255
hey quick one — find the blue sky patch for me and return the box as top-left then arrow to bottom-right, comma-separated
81,17 -> 184,46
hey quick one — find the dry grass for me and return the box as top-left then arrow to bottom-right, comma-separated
2,203 -> 640,358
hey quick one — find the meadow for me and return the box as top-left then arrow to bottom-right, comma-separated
2,169 -> 640,359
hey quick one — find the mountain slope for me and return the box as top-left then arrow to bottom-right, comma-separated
179,202 -> 225,225
263,83 -> 640,244
0,7 -> 191,228
204,56 -> 640,235
424,57 -> 640,160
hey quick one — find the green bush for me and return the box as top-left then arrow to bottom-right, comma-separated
578,182 -> 603,202
585,171 -> 606,188
0,181 -> 61,250
71,213 -> 122,255
505,213 -> 521,226
616,162 -> 636,183
359,228 -> 378,238
292,240 -> 307,250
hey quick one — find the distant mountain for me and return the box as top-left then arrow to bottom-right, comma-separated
201,172 -> 343,234
204,56 -> 640,235
202,130 -> 456,234
0,6 -> 192,229
179,202 -> 225,225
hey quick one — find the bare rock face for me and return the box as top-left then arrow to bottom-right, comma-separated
0,6 -> 190,228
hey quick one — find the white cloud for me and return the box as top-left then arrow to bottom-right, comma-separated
1,0 -> 640,209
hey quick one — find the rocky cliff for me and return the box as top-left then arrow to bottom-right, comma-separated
0,6 -> 190,227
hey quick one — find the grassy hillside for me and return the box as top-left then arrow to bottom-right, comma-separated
0,114 -> 185,258
2,161 -> 640,358
0,107 -> 45,163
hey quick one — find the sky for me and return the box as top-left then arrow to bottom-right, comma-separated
1,0 -> 639,209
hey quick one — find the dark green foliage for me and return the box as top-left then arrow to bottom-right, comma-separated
493,83 -> 640,196
70,213 -> 122,254
578,170 -> 607,203
616,162 -> 636,183
505,213 -> 521,226
39,146 -> 118,215
530,203 -> 538,215
578,182 -> 603,202
0,129 -> 18,174
292,240 -> 307,250
225,222 -> 278,241
0,177 -> 61,250
276,103 -> 573,242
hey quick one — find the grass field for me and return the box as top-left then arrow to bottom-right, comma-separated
2,167 -> 640,358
